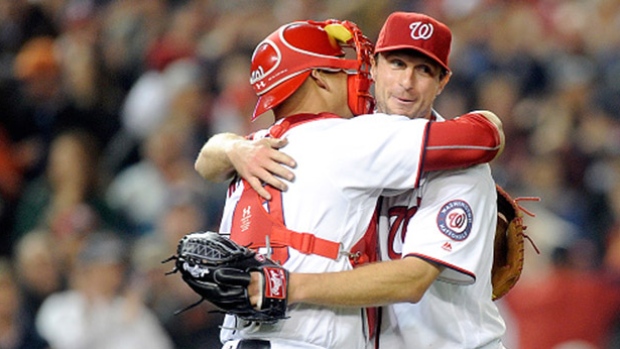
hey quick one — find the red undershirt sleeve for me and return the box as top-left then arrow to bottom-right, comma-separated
422,112 -> 502,172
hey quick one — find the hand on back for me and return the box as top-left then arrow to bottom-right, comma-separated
229,137 -> 296,200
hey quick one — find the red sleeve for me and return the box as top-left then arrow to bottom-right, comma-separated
422,112 -> 501,171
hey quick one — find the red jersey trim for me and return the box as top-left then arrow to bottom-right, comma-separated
423,112 -> 500,171
415,121 -> 430,188
403,253 -> 477,284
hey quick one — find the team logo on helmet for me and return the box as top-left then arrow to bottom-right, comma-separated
251,66 -> 265,83
409,21 -> 434,40
250,40 -> 282,94
436,200 -> 473,241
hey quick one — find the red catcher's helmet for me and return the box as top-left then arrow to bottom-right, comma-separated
250,20 -> 375,121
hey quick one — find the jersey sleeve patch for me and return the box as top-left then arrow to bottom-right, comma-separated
436,200 -> 473,241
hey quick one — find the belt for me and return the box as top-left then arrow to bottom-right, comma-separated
237,339 -> 271,349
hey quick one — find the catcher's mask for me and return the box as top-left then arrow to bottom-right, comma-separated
250,19 -> 375,121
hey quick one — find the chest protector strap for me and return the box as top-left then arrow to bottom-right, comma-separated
230,181 -> 341,264
230,112 -> 374,265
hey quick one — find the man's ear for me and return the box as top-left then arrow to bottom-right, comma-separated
310,69 -> 329,90
436,72 -> 451,96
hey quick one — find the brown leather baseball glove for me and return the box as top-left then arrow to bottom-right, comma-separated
492,185 -> 539,301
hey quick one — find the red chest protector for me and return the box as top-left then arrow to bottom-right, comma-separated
228,113 -> 377,267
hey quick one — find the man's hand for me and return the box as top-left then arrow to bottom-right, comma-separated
227,137 -> 296,200
195,133 -> 296,200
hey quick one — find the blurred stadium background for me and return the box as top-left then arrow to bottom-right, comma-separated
0,0 -> 619,348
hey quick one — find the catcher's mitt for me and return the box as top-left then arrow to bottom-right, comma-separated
492,185 -> 539,301
163,231 -> 288,322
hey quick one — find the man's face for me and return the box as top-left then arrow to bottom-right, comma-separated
371,51 -> 449,119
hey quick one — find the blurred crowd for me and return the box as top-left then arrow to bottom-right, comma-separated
0,0 -> 619,348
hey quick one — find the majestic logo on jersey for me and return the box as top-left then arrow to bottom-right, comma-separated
409,21 -> 434,40
436,200 -> 473,241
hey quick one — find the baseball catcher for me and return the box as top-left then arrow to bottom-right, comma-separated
491,185 -> 539,300
163,231 -> 288,322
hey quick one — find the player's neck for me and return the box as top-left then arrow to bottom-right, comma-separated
274,77 -> 351,120
274,98 -> 339,121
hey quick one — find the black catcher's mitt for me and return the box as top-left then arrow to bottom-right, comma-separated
164,231 -> 288,322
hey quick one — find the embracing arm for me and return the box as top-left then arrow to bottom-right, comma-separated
194,132 -> 296,199
194,133 -> 241,182
424,110 -> 505,171
195,111 -> 503,198
249,257 -> 441,307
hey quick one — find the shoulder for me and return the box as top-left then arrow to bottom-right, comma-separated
427,164 -> 491,180
423,164 -> 494,195
353,113 -> 416,123
344,114 -> 429,134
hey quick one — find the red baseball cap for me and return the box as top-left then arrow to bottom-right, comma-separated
375,12 -> 452,72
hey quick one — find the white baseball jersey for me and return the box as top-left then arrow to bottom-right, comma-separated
377,163 -> 506,348
219,112 -> 430,349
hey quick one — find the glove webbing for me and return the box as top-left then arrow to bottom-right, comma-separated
513,195 -> 541,254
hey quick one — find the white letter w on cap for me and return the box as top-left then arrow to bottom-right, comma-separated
409,21 -> 434,40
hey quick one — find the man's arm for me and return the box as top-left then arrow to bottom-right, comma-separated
249,257 -> 442,307
424,111 -> 504,171
194,133 -> 296,199
195,110 -> 504,198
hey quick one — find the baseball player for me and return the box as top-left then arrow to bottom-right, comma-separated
196,12 -> 507,349
197,18 -> 504,349
370,13 -> 505,348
